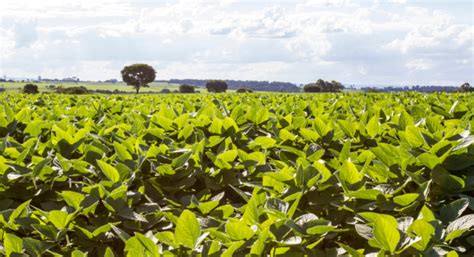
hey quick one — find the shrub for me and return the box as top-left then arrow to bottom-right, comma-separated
179,84 -> 195,93
206,80 -> 228,93
23,83 -> 39,94
160,89 -> 171,94
236,87 -> 253,93
56,86 -> 90,94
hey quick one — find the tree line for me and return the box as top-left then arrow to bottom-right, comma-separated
121,63 -> 346,93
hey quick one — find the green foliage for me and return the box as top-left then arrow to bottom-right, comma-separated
304,79 -> 345,92
22,83 -> 39,94
121,63 -> 156,94
0,92 -> 473,256
56,86 -> 90,94
178,84 -> 195,93
236,87 -> 253,93
206,80 -> 228,93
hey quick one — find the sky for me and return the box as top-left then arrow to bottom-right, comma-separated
0,0 -> 473,85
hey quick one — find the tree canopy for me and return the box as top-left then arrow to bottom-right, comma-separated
460,82 -> 472,92
179,84 -> 195,93
304,79 -> 345,92
23,83 -> 39,94
206,80 -> 228,93
121,64 -> 156,94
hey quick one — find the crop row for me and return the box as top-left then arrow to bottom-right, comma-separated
0,92 -> 473,256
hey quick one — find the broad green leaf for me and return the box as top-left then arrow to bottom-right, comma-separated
104,247 -> 115,257
408,219 -> 434,250
225,220 -> 255,240
171,150 -> 192,168
9,199 -> 31,224
440,198 -> 469,223
250,136 -> 276,149
23,237 -> 53,256
307,225 -> 335,235
360,213 -> 400,253
97,160 -> 120,183
48,210 -> 71,230
60,191 -> 85,210
175,210 -> 201,249
114,142 -> 133,160
4,233 -> 23,257
340,159 -> 363,184
393,193 -> 419,206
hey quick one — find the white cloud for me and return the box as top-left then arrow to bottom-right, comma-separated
0,0 -> 472,85
390,0 -> 407,4
406,59 -> 433,71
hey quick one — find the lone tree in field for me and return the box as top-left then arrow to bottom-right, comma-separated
23,83 -> 39,94
121,64 -> 156,94
206,80 -> 228,93
460,82 -> 472,92
179,84 -> 195,93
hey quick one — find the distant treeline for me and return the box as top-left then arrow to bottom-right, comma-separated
168,79 -> 301,92
361,85 -> 461,92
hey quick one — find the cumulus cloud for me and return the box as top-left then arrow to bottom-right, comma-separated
0,0 -> 472,85
406,59 -> 433,71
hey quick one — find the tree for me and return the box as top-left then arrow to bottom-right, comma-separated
329,80 -> 345,92
23,83 -> 39,94
315,79 -> 326,90
206,80 -> 228,93
307,79 -> 345,92
179,84 -> 195,93
460,82 -> 472,92
303,83 -> 321,92
236,87 -> 253,93
121,64 -> 156,94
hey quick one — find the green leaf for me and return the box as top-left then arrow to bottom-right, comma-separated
440,198 -> 469,223
48,210 -> 71,230
417,153 -> 441,170
307,225 -> 335,235
299,128 -> 320,142
250,229 -> 269,255
71,250 -> 88,257
337,242 -> 364,257
225,220 -> 255,240
365,116 -> 380,138
175,210 -> 201,249
23,237 -> 53,256
60,191 -> 85,210
242,197 -> 259,225
445,214 -> 474,242
340,159 -> 363,184
135,233 -> 160,257
250,136 -> 276,149
4,233 -> 23,257
360,213 -> 400,253
114,142 -> 133,161
9,199 -> 31,224
104,247 -> 115,257
97,160 -> 120,183
408,219 -> 434,251
171,150 -> 192,168
347,189 -> 383,201
393,193 -> 419,206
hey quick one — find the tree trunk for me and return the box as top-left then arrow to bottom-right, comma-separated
136,86 -> 139,94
